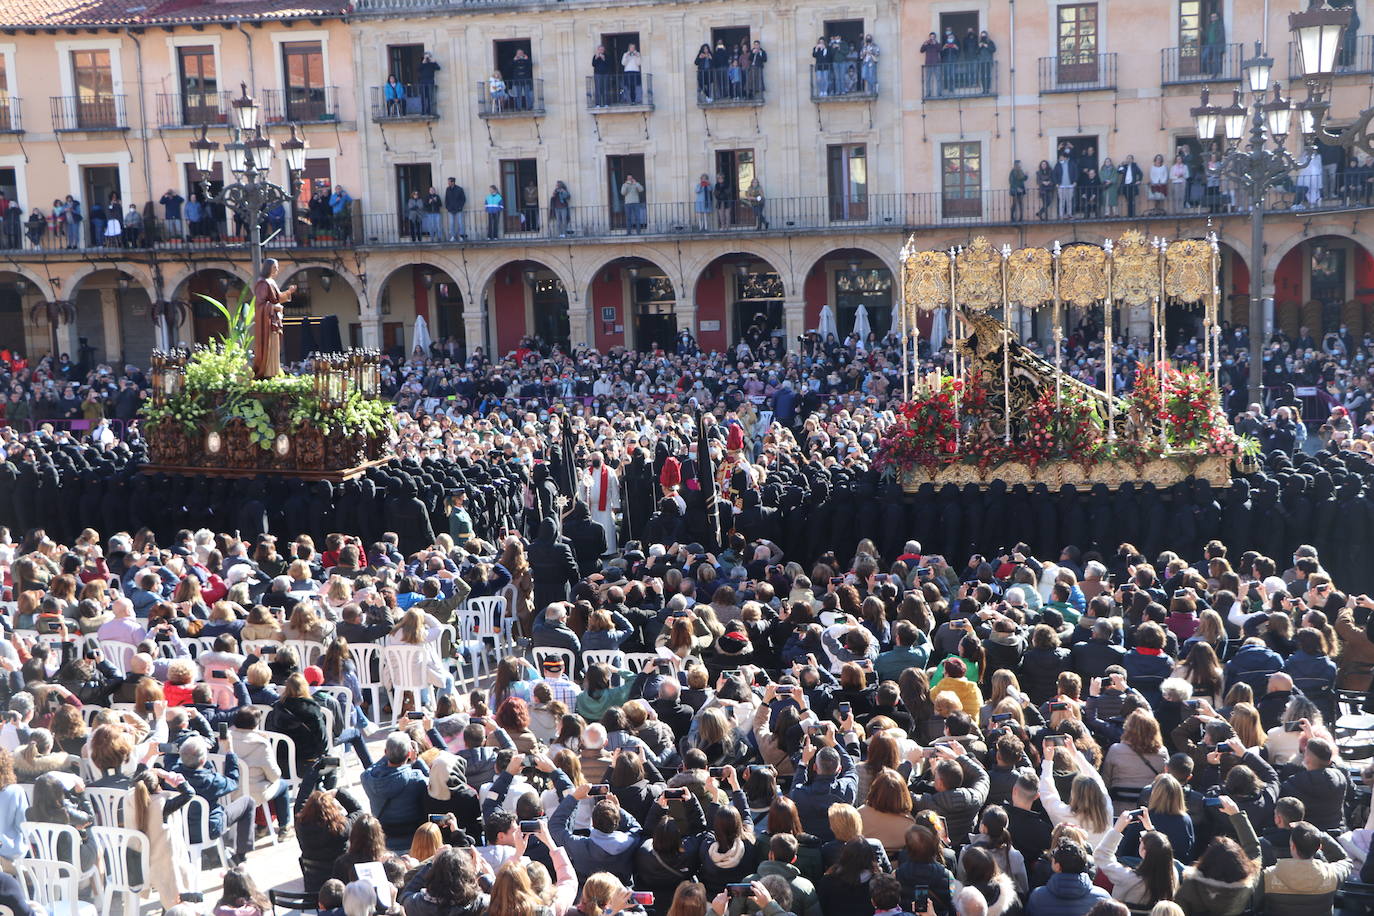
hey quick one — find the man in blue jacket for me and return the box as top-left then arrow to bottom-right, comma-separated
790,732 -> 857,841
174,735 -> 256,864
361,733 -> 431,852
550,783 -> 644,885
1225,636 -> 1286,694
1026,839 -> 1111,916
329,186 -> 353,242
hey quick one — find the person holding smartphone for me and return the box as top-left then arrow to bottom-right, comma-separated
227,706 -> 294,842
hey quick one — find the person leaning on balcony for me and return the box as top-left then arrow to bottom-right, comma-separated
417,52 -> 441,115
812,37 -> 831,97
920,33 -> 941,96
444,178 -> 466,241
746,179 -> 768,231
484,186 -> 503,240
859,35 -> 879,94
750,41 -> 768,95
1035,161 -> 1054,220
695,45 -> 713,101
1118,154 -> 1144,218
621,44 -> 642,104
423,186 -> 443,240
159,189 -> 184,240
384,75 -> 404,117
24,209 -> 46,250
509,49 -> 533,111
549,181 -> 571,238
591,46 -> 612,106
1099,157 -> 1121,217
693,174 -> 713,231
1009,161 -> 1027,222
1052,152 -> 1078,219
976,31 -> 995,94
406,190 -> 424,243
330,186 -> 353,242
1169,154 -> 1191,213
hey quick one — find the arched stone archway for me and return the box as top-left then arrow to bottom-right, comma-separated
692,252 -> 787,353
584,256 -> 678,352
480,260 -> 572,356
60,268 -> 158,368
1268,233 -> 1374,339
801,247 -> 898,345
374,262 -> 465,359
0,270 -> 56,361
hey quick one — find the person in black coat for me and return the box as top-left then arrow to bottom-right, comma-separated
562,500 -> 607,576
642,498 -> 687,549
937,483 -> 963,564
880,480 -> 909,565
528,517 -> 579,612
308,481 -> 336,544
383,479 -> 435,555
1030,483 -> 1057,560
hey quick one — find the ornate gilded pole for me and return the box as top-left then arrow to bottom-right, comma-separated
900,238 -> 912,400
1001,243 -> 1012,444
1103,239 -> 1116,440
948,246 -> 960,451
1052,240 -> 1063,413
1155,237 -> 1168,449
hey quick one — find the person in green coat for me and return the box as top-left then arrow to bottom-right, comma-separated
574,664 -> 650,721
1100,157 -> 1122,216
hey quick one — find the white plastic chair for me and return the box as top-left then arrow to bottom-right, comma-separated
452,609 -> 491,687
179,794 -> 229,875
90,826 -> 147,916
96,641 -> 137,675
183,636 -> 217,659
468,595 -> 510,657
15,858 -> 97,916
286,639 -> 325,667
532,647 -> 578,678
381,645 -> 433,717
314,686 -> 353,742
622,652 -> 661,673
498,583 -> 523,637
242,639 -> 283,657
86,787 -> 129,828
347,643 -> 387,722
582,649 -> 627,670
21,821 -> 82,864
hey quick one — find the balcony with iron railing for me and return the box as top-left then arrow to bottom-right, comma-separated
694,67 -> 765,108
922,60 -> 996,100
370,83 -> 440,121
809,63 -> 878,102
1288,34 -> 1374,77
585,74 -> 653,111
1161,43 -> 1243,84
477,78 -> 545,117
1038,52 -> 1118,93
155,91 -> 231,128
7,184 -> 1371,258
0,96 -> 20,133
261,86 -> 340,124
50,94 -> 128,131
347,183 -> 1374,248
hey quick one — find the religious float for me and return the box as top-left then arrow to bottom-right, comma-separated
138,272 -> 396,480
880,231 -> 1257,492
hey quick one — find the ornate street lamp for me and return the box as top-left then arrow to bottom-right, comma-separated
188,83 -> 308,285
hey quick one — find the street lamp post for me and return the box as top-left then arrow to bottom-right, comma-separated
188,83 -> 309,287
1193,1 -> 1358,406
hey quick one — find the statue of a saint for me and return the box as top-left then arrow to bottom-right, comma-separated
251,258 -> 294,379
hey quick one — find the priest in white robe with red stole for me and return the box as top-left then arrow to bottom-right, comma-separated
580,451 -> 621,553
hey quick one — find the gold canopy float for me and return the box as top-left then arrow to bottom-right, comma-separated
884,230 -> 1254,492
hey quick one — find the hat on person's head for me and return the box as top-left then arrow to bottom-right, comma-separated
540,657 -> 565,675
225,565 -> 260,586
303,665 -> 324,686
727,424 -> 745,453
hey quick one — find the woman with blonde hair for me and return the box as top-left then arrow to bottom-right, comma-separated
1103,709 -> 1168,794
386,608 -> 453,699
978,670 -> 1026,728
1228,702 -> 1266,750
541,749 -> 591,831
1039,740 -> 1112,848
825,802 -> 892,872
130,769 -> 196,907
406,821 -> 444,865
566,872 -> 633,916
486,841 -> 577,916
321,578 -> 352,618
284,600 -> 333,642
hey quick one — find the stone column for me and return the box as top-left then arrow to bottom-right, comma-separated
567,305 -> 591,349
783,297 -> 806,352
675,298 -> 698,340
359,306 -> 382,349
463,311 -> 485,356
100,289 -> 121,365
